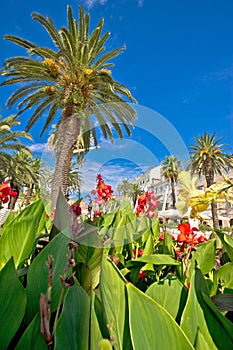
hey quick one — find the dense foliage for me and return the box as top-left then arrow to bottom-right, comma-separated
0,175 -> 233,349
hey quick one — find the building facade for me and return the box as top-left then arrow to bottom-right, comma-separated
132,165 -> 233,227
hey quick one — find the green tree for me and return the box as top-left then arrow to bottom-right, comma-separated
0,114 -> 32,172
1,151 -> 39,209
117,179 -> 133,198
129,183 -> 144,207
1,6 -> 136,208
161,155 -> 182,209
66,161 -> 83,199
189,131 -> 233,228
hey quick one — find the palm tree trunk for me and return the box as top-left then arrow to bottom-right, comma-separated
171,178 -> 176,209
211,202 -> 219,228
205,166 -> 219,229
26,183 -> 34,200
8,184 -> 19,210
61,145 -> 75,194
51,114 -> 81,209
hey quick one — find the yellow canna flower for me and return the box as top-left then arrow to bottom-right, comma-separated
176,171 -> 233,218
176,171 -> 209,218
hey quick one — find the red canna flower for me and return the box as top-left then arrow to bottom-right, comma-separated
0,181 -> 18,206
176,221 -> 208,256
92,174 -> 114,203
94,210 -> 102,218
70,203 -> 82,216
132,248 -> 143,259
138,269 -> 148,281
136,191 -> 159,218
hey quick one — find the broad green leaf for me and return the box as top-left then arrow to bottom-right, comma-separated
128,254 -> 179,266
0,259 -> 26,350
202,292 -> 233,340
75,241 -> 103,290
94,294 -> 109,340
194,239 -> 216,275
142,231 -> 154,255
127,283 -> 194,350
1,210 -> 14,227
146,273 -> 188,321
162,230 -> 175,256
25,232 -> 70,323
98,339 -> 112,350
90,294 -> 103,350
215,229 -> 233,261
100,258 -> 130,350
181,266 -> 233,349
151,217 -> 160,238
100,199 -> 137,248
194,328 -> 212,350
55,283 -> 90,350
213,262 -> 233,292
15,313 -> 47,350
0,199 -> 45,269
35,209 -> 47,236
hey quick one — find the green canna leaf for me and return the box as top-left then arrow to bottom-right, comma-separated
0,258 -> 26,350
0,199 -> 45,270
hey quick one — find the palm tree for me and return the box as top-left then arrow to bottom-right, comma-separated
161,155 -> 182,209
117,179 -> 133,198
1,150 -> 39,209
189,131 -> 233,228
66,161 -> 83,199
1,5 -> 137,208
0,114 -> 32,171
129,183 -> 144,208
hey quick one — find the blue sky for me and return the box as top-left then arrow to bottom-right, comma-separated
0,0 -> 232,194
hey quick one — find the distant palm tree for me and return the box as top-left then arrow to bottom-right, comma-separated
189,131 -> 233,228
67,161 -> 83,199
1,150 -> 39,209
117,179 -> 133,198
161,155 -> 182,209
130,183 -> 144,208
0,114 -> 32,171
1,6 -> 136,208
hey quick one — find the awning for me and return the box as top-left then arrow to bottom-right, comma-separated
158,209 -> 181,219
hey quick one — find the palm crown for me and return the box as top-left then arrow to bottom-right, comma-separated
1,5 -> 136,141
161,155 -> 182,182
1,5 -> 137,202
189,132 -> 233,183
189,131 -> 233,228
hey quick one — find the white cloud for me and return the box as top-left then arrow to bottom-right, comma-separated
84,0 -> 108,8
99,138 -> 130,150
79,157 -> 145,196
28,143 -> 47,153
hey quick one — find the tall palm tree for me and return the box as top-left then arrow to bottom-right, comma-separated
161,155 -> 182,209
0,5 -> 137,208
189,131 -> 233,228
